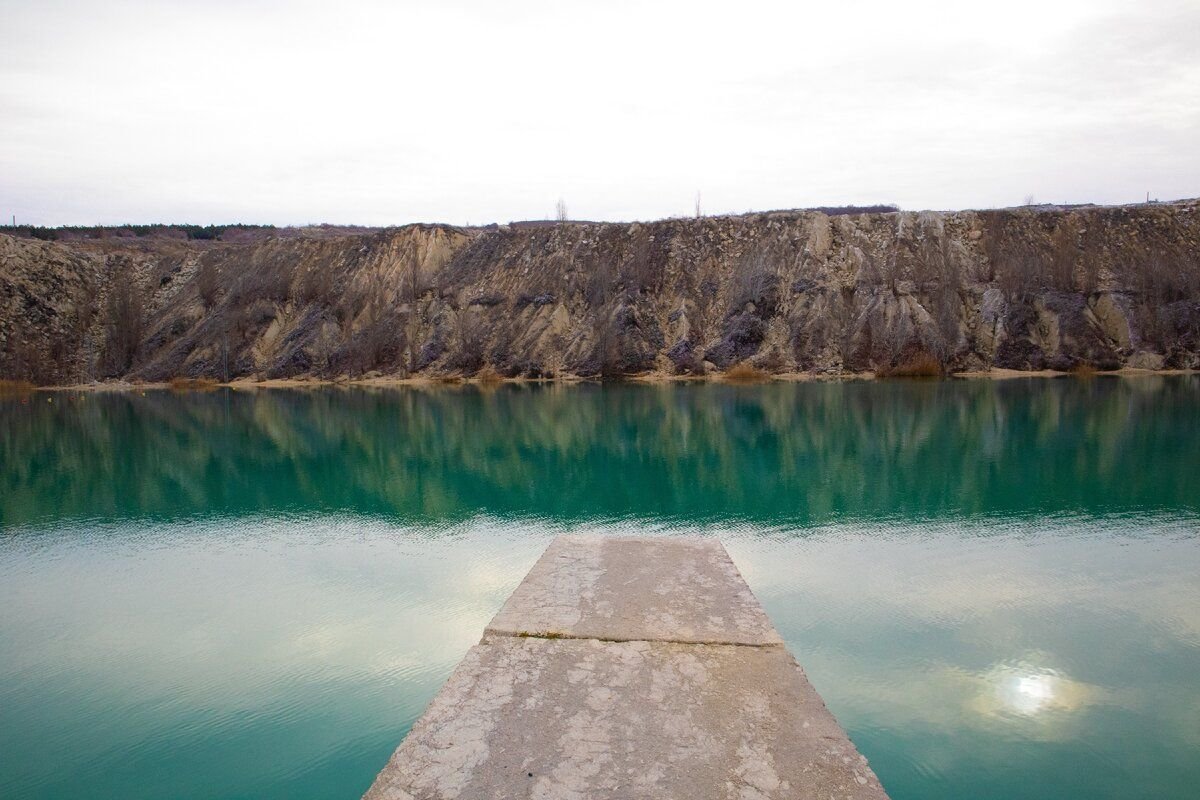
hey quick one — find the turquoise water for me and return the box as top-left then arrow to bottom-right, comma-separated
1,378 -> 1198,799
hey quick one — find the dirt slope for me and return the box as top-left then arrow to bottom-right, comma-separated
2,202 -> 1198,383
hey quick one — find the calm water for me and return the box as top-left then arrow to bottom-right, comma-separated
1,378 -> 1198,799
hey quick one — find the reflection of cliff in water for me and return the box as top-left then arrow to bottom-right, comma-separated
3,377 -> 1198,528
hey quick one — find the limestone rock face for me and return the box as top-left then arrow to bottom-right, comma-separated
2,201 -> 1199,382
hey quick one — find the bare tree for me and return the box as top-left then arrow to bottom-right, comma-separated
450,306 -> 487,374
352,271 -> 398,377
405,256 -> 421,375
102,269 -> 145,376
296,262 -> 333,304
730,248 -> 778,313
555,198 -> 569,223
196,260 -> 221,308
305,323 -> 332,376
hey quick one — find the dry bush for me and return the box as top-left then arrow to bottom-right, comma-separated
448,306 -> 487,374
227,257 -> 293,307
618,229 -> 668,295
729,249 -> 779,313
296,263 -> 334,304
980,211 -> 1048,296
585,253 -> 617,308
475,364 -> 503,384
167,376 -> 219,391
0,379 -> 36,394
721,362 -> 772,383
101,270 -> 146,376
875,351 -> 943,378
400,256 -> 430,374
922,233 -> 964,363
1126,245 -> 1199,342
196,261 -> 221,308
1049,221 -> 1079,291
590,306 -> 623,378
337,272 -> 403,376
1069,361 -> 1097,377
0,329 -> 45,384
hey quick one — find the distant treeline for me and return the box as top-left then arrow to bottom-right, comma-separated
1,208 -> 903,243
0,223 -> 276,242
802,204 -> 900,215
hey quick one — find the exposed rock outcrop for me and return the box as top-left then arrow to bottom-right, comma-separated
2,201 -> 1198,383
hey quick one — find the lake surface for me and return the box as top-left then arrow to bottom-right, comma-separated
1,377 -> 1198,800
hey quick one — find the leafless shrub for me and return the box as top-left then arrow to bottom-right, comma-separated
63,286 -> 100,383
227,256 -> 293,307
101,268 -> 145,376
475,363 -> 503,384
586,251 -> 617,308
196,261 -> 221,308
556,199 -> 569,223
0,327 -> 43,384
309,323 -> 339,376
910,219 -> 957,292
296,263 -> 334,304
729,248 -> 779,313
684,295 -> 714,349
468,293 -> 504,307
515,293 -> 556,309
1049,221 -> 1079,291
619,229 -> 667,294
167,376 -> 219,391
244,299 -> 277,327
345,272 -> 402,376
909,231 -> 963,362
448,306 -> 488,374
0,379 -> 36,394
722,362 -> 771,383
835,287 -> 860,367
981,211 -> 1081,296
876,351 -> 943,378
584,304 -> 626,378
401,255 -> 426,374
1125,244 -> 1199,349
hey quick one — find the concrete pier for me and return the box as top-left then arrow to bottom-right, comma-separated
364,536 -> 890,800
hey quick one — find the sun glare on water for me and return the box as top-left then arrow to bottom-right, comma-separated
977,660 -> 1096,719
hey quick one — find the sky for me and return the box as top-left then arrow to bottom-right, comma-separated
1,0 -> 1198,226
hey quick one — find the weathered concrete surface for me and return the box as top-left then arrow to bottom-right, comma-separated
485,536 -> 782,646
364,536 -> 889,800
364,637 -> 887,800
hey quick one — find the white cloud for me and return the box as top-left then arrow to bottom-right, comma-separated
1,0 -> 1197,225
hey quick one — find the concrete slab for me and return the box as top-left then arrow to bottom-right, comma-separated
363,536 -> 890,799
484,536 -> 783,646
363,636 -> 888,800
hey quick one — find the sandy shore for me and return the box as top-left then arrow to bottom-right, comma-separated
11,366 -> 1193,393
953,367 -> 1197,379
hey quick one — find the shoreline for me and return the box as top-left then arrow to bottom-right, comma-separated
7,366 -> 1195,393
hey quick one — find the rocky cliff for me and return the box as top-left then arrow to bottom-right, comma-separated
2,201 -> 1198,384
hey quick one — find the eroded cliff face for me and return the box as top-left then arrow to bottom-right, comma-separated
2,202 -> 1198,384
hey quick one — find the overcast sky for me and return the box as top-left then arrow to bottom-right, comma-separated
2,0 -> 1198,226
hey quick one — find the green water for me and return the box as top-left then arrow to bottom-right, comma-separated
1,378 -> 1198,799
